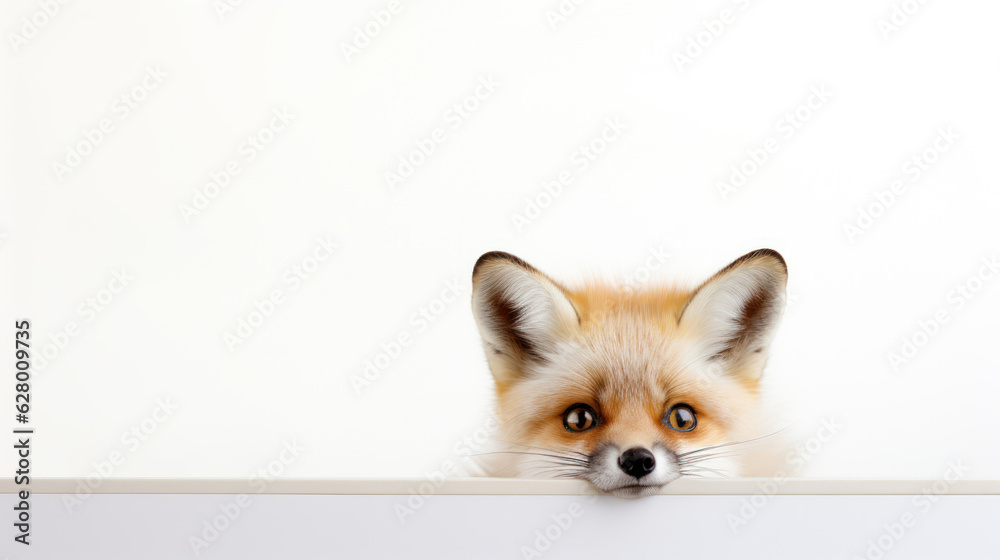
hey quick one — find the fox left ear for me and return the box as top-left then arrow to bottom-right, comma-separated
471,251 -> 579,381
679,249 -> 788,378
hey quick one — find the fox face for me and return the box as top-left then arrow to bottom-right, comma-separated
471,249 -> 788,498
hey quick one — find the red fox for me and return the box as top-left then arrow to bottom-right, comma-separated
471,249 -> 789,498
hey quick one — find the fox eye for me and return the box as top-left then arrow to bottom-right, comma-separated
563,404 -> 598,432
664,404 -> 697,432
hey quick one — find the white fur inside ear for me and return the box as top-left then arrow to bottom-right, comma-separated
472,260 -> 578,361
681,265 -> 785,362
498,270 -> 576,340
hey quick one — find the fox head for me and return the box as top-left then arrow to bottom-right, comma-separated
471,249 -> 788,498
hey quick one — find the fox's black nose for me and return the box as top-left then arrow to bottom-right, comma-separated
618,447 -> 656,479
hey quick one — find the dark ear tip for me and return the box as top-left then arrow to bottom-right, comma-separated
472,251 -> 533,279
742,248 -> 787,274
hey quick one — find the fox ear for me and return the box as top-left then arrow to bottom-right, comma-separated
471,252 -> 579,377
679,249 -> 787,377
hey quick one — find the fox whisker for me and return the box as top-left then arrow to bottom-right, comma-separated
678,465 -> 734,478
496,440 -> 592,460
678,451 -> 743,464
677,427 -> 789,459
471,451 -> 590,465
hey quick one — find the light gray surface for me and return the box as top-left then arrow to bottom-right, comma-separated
2,493 -> 998,559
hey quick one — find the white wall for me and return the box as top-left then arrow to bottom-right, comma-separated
2,0 -> 998,481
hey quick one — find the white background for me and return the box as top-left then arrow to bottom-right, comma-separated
1,0 -> 999,481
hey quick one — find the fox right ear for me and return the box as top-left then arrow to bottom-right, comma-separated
471,252 -> 579,376
678,248 -> 788,378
